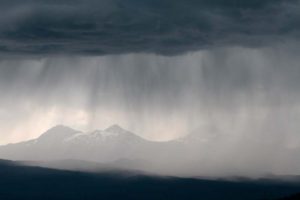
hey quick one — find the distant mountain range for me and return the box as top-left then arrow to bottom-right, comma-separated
0,125 -> 155,160
0,124 -> 200,173
1,125 -> 300,200
1,124 -> 299,177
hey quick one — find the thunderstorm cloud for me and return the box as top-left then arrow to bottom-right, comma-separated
0,0 -> 299,55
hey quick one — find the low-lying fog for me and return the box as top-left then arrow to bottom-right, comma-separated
1,44 -> 300,177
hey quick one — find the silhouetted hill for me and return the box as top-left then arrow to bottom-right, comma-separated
1,160 -> 300,200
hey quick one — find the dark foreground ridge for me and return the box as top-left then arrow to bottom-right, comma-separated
0,159 -> 300,200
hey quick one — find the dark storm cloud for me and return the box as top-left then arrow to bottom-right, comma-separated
0,0 -> 299,55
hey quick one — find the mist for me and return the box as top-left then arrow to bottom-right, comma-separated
0,41 -> 300,177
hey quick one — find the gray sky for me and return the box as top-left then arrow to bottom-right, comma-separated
1,43 -> 300,147
0,0 -> 300,175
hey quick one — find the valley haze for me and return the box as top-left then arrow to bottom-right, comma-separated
0,124 -> 299,178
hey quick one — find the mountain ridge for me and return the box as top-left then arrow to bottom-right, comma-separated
0,124 -> 166,163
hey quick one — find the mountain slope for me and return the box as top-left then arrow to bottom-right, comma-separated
0,125 -> 81,160
0,124 -> 158,163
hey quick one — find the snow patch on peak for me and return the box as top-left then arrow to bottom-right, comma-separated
64,132 -> 87,142
89,129 -> 121,140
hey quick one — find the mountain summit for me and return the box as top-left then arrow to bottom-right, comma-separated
105,124 -> 125,133
37,125 -> 80,142
0,124 -> 208,172
0,124 -> 153,162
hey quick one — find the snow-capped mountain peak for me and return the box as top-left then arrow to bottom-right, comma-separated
0,124 -> 205,163
37,125 -> 81,142
105,124 -> 126,133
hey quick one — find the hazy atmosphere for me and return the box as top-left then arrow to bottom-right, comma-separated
1,0 -> 300,178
